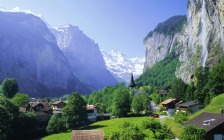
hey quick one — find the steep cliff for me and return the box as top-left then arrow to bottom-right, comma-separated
144,0 -> 224,82
51,25 -> 117,90
0,12 -> 89,97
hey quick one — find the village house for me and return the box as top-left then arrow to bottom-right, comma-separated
52,100 -> 66,110
27,102 -> 52,129
52,100 -> 67,114
160,98 -> 179,114
183,112 -> 224,140
86,105 -> 98,122
176,100 -> 204,113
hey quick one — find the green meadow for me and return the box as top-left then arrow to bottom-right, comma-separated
42,116 -> 150,140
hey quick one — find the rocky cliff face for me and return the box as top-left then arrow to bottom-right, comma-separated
51,25 -> 117,90
0,12 -> 88,97
144,0 -> 224,82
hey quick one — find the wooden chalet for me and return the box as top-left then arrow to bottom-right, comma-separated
183,112 -> 224,140
52,101 -> 66,110
176,100 -> 203,113
86,105 -> 98,122
160,98 -> 179,114
27,102 -> 52,129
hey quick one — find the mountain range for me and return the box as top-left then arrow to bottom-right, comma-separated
0,10 -> 117,97
101,50 -> 144,83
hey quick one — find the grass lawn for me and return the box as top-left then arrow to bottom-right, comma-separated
42,131 -> 72,140
162,117 -> 183,138
42,116 -> 150,140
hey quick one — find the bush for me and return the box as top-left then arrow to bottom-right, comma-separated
180,125 -> 206,140
46,114 -> 66,134
174,112 -> 188,124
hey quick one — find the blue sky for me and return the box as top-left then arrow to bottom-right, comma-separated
0,0 -> 188,57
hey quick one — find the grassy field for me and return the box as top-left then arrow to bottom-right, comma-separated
162,117 -> 183,138
42,116 -> 150,140
188,93 -> 224,120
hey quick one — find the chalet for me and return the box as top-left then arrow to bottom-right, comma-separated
41,102 -> 53,115
176,100 -> 203,113
52,101 -> 66,110
183,112 -> 224,140
27,102 -> 44,112
87,105 -> 98,122
160,98 -> 179,114
27,102 -> 51,129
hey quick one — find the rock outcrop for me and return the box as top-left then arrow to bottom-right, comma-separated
144,0 -> 224,82
51,25 -> 117,90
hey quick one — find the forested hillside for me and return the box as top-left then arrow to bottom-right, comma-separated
136,53 -> 180,89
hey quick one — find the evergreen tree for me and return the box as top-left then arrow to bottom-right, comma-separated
170,78 -> 187,101
62,92 -> 87,129
1,78 -> 18,98
207,57 -> 224,95
194,67 -> 209,103
112,88 -> 130,117
47,114 -> 66,134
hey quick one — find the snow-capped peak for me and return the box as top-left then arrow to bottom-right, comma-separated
101,50 -> 145,82
0,6 -> 43,18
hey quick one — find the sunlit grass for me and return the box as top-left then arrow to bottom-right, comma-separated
162,117 -> 183,138
42,131 -> 71,140
42,116 -> 150,140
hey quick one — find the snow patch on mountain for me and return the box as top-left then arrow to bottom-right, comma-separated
101,50 -> 145,82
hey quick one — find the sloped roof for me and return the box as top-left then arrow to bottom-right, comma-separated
183,112 -> 224,132
177,101 -> 201,107
29,102 -> 43,107
41,102 -> 52,111
86,105 -> 98,110
52,101 -> 65,105
160,98 -> 176,105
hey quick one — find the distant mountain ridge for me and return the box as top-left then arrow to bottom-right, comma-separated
51,25 -> 117,90
0,10 -> 117,97
0,11 -> 89,97
101,50 -> 145,83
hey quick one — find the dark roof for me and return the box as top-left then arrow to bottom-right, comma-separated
52,101 -> 65,105
29,102 -> 43,107
177,101 -> 200,107
183,112 -> 224,132
159,90 -> 168,95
